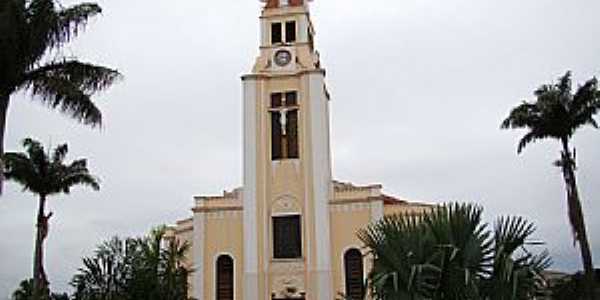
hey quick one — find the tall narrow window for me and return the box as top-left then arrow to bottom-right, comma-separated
271,22 -> 282,44
344,249 -> 364,300
270,92 -> 299,160
273,215 -> 301,259
216,255 -> 234,300
285,21 -> 296,43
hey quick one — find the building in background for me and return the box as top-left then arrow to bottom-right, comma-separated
168,1 -> 429,299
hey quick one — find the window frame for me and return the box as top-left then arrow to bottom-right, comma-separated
285,20 -> 296,43
272,214 -> 302,259
271,20 -> 297,45
269,91 -> 300,161
215,255 -> 234,300
343,248 -> 365,300
271,22 -> 282,44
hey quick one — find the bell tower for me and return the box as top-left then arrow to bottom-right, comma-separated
242,0 -> 334,299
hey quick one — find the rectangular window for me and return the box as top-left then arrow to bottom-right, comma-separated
271,23 -> 282,44
285,21 -> 296,43
286,110 -> 299,159
271,111 -> 283,160
273,215 -> 302,259
285,91 -> 297,106
271,92 -> 283,108
270,91 -> 299,161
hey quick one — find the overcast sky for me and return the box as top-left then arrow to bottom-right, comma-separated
1,0 -> 600,297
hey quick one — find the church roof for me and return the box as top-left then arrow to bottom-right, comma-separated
332,180 -> 382,191
190,180 -> 425,211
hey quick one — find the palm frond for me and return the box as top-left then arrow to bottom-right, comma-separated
23,69 -> 103,126
52,143 -> 68,163
20,60 -> 122,126
23,60 -> 122,94
24,1 -> 102,65
516,131 -> 537,154
556,71 -> 573,100
501,101 -> 541,130
49,3 -> 102,49
571,77 -> 600,130
494,216 -> 536,255
3,152 -> 37,192
60,158 -> 100,193
24,0 -> 58,66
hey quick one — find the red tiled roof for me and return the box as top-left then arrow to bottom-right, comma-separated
378,194 -> 407,205
266,0 -> 304,9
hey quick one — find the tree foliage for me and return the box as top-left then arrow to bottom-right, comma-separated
4,137 -> 100,300
0,0 -> 121,194
358,203 -> 551,300
501,72 -> 599,300
0,0 -> 121,125
11,278 -> 69,300
71,227 -> 192,300
4,138 -> 100,196
501,72 -> 600,153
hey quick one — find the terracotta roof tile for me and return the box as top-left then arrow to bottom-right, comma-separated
265,0 -> 304,9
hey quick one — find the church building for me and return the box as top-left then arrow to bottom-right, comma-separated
167,1 -> 429,299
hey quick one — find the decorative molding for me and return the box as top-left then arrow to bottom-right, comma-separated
205,210 -> 243,220
330,202 -> 371,213
241,68 -> 325,81
271,194 -> 301,214
271,261 -> 306,299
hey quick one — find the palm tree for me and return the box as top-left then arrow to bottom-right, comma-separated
358,203 -> 550,300
501,71 -> 599,300
0,0 -> 121,191
71,237 -> 130,300
72,227 -> 192,300
4,137 -> 100,300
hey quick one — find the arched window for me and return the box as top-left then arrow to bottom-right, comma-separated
216,255 -> 234,300
344,248 -> 364,300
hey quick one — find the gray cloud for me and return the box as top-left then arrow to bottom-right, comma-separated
1,0 -> 599,296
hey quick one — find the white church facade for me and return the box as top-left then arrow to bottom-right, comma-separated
167,1 -> 429,299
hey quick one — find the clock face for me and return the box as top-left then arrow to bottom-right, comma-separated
274,50 -> 292,67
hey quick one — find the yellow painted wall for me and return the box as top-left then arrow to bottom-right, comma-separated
329,203 -> 373,297
203,210 -> 244,300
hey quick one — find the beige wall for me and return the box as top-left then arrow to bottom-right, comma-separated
329,202 -> 373,297
203,209 -> 244,300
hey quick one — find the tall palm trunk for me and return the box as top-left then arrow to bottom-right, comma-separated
33,194 -> 50,300
561,138 -> 596,300
0,92 -> 9,194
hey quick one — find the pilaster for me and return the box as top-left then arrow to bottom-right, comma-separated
307,71 -> 334,299
192,212 -> 205,300
243,77 -> 260,300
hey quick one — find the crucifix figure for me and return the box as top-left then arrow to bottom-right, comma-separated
270,91 -> 299,160
278,107 -> 292,135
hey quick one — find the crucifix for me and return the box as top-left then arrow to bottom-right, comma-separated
270,92 -> 299,160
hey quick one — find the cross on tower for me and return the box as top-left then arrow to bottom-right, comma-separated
269,92 -> 299,160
